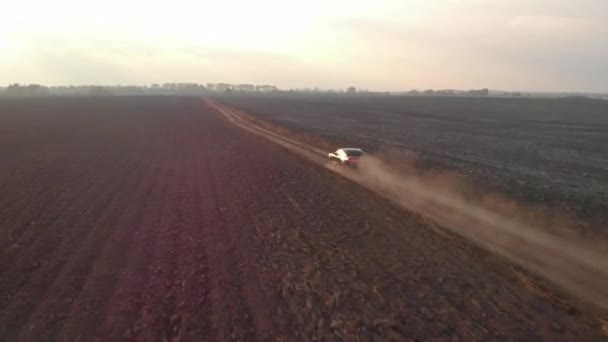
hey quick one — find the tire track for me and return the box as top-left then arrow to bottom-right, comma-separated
0,156 -> 104,260
157,129 -> 190,341
210,99 -> 608,312
212,107 -> 604,339
91,124 -> 176,341
9,148 -> 151,341
0,173 -> 95,270
0,157 -> 57,219
199,117 -> 256,341
130,126 -> 184,341
168,112 -> 213,341
56,139 -> 168,341
0,135 -> 96,221
0,154 -> 140,339
205,112 -> 287,340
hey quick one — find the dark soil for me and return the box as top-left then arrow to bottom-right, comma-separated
220,94 -> 608,231
0,96 -> 605,341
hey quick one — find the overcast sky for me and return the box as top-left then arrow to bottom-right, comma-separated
0,0 -> 606,91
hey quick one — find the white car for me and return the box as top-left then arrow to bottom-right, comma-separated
327,148 -> 365,167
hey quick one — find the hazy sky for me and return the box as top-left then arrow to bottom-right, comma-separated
1,0 -> 606,91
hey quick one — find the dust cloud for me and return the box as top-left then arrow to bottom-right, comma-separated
345,155 -> 608,310
213,100 -> 608,311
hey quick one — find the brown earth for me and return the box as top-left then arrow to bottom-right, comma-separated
0,97 -> 606,341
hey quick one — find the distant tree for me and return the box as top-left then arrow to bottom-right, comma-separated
237,84 -> 255,92
216,83 -> 231,91
6,83 -> 49,96
467,88 -> 489,97
436,89 -> 455,96
6,83 -> 21,95
89,86 -> 113,96
423,89 -> 435,96
26,84 -> 48,96
347,86 -> 357,94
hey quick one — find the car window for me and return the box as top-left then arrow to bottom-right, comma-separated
344,150 -> 364,157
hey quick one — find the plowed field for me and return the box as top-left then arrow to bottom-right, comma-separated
0,97 -> 605,341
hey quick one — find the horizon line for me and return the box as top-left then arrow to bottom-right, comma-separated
1,83 -> 607,95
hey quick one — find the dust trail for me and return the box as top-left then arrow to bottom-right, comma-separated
210,100 -> 608,311
355,156 -> 608,309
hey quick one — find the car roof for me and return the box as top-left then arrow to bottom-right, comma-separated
339,148 -> 364,152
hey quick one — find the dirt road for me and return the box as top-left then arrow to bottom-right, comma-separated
220,95 -> 608,229
0,97 -> 605,340
211,101 -> 608,312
